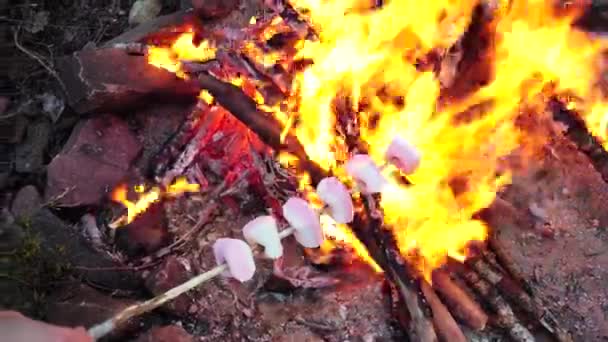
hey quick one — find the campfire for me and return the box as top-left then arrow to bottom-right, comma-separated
10,0 -> 608,341
95,0 -> 608,340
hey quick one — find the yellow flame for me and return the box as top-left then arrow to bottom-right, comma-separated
147,31 -> 216,78
111,177 -> 200,226
145,0 -> 608,279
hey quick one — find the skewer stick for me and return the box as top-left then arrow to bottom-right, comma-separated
88,227 -> 299,340
88,264 -> 227,340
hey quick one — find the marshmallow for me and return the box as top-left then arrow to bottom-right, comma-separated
282,197 -> 324,248
213,238 -> 256,282
345,154 -> 388,194
385,136 -> 421,175
316,177 -> 354,224
242,216 -> 283,259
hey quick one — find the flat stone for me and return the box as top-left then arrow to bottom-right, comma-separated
135,325 -> 195,342
46,284 -> 141,338
101,10 -> 197,47
14,118 -> 50,173
45,114 -> 142,207
192,0 -> 240,19
56,47 -> 199,114
10,185 -> 42,221
28,209 -> 142,290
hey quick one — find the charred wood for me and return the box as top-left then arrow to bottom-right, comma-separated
150,103 -> 209,182
460,268 -> 536,342
469,257 -> 573,342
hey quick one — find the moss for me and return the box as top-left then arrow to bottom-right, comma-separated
0,223 -> 71,318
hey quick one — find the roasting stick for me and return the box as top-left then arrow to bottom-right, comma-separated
88,225 -> 299,341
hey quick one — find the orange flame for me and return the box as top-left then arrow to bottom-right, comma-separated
146,1 -> 608,280
111,177 -> 200,227
147,30 -> 216,78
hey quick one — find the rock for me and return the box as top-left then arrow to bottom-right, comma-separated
0,96 -> 9,114
0,209 -> 23,252
0,144 -> 13,188
101,11 -> 198,47
46,284 -> 141,339
0,114 -> 27,144
180,0 -> 193,10
45,114 -> 142,207
56,47 -> 199,114
14,118 -> 51,173
192,0 -> 240,19
145,256 -> 193,316
135,325 -> 195,342
28,209 -> 142,290
10,185 -> 42,221
129,0 -> 163,26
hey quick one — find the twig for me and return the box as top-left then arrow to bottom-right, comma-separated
12,26 -> 67,94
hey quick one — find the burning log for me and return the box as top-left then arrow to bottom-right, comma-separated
460,267 -> 536,342
431,270 -> 488,331
420,280 -> 467,342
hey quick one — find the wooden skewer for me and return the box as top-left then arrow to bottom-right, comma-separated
87,264 -> 227,340
88,227 -> 297,340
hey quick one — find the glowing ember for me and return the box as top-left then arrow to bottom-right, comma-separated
111,177 -> 200,227
147,1 -> 608,279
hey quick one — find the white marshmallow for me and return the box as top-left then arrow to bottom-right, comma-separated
282,197 -> 324,248
345,154 -> 388,194
213,238 -> 256,282
385,136 -> 421,175
316,177 -> 354,224
242,216 -> 283,259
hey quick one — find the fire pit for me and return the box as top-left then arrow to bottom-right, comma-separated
4,0 -> 608,341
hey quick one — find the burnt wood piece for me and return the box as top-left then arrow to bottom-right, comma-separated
460,267 -> 536,342
194,72 -> 437,341
468,257 -> 573,342
150,103 -> 207,181
550,100 -> 608,185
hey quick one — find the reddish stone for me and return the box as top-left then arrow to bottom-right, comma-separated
136,325 -> 194,342
145,256 -> 193,316
56,47 -> 199,114
45,114 -> 142,207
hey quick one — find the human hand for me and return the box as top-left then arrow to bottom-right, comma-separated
0,311 -> 93,342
